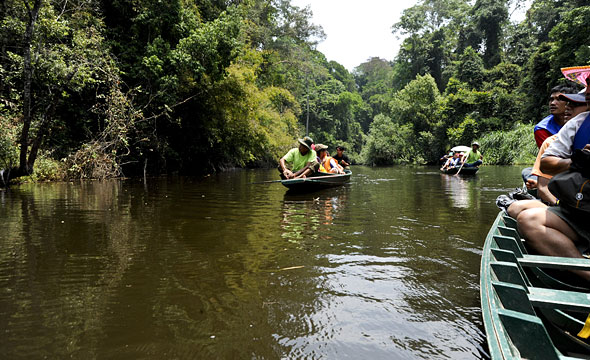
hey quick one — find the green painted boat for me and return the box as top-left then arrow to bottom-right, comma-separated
441,166 -> 479,175
281,170 -> 351,192
480,212 -> 590,359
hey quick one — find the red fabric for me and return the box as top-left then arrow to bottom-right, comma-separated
534,129 -> 552,148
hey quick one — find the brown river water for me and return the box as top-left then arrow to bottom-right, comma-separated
0,165 -> 526,359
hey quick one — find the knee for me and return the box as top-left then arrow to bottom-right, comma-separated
517,208 -> 545,238
507,201 -> 524,218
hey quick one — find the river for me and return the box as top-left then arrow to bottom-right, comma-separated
0,165 -> 526,359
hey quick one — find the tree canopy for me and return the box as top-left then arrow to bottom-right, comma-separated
0,0 -> 589,182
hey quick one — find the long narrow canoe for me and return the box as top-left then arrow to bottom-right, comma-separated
281,170 -> 351,192
441,166 -> 479,175
480,212 -> 590,359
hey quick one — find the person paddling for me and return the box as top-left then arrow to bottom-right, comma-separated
460,142 -> 483,168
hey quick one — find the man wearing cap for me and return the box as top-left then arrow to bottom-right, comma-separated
529,93 -> 589,202
279,136 -> 319,179
498,92 -> 589,215
561,93 -> 588,121
523,85 -> 577,186
517,66 -> 590,281
460,142 -> 483,167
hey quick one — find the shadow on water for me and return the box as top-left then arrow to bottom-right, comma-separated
0,166 -> 528,358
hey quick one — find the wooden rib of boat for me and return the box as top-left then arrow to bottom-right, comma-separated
480,211 -> 590,359
281,170 -> 351,192
441,166 -> 479,175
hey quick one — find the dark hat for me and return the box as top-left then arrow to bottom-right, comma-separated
315,143 -> 328,151
298,136 -> 314,150
558,93 -> 586,104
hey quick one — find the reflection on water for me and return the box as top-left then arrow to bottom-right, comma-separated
440,174 -> 481,209
281,192 -> 348,246
0,166 -> 525,359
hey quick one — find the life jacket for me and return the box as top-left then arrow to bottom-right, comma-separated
534,115 -> 562,136
322,156 -> 343,173
573,113 -> 590,150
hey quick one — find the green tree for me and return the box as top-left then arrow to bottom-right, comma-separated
362,114 -> 417,165
471,0 -> 509,67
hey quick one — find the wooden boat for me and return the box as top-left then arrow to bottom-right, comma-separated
441,166 -> 479,175
480,211 -> 590,359
281,170 -> 351,192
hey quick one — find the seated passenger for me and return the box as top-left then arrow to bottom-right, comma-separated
333,146 -> 351,169
529,93 -> 590,201
460,142 -> 483,167
534,85 -> 577,147
440,152 -> 461,171
439,151 -> 453,164
517,66 -> 590,281
278,136 -> 318,179
523,85 -> 578,186
315,144 -> 344,174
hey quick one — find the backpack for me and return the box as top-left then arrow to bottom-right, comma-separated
548,149 -> 590,213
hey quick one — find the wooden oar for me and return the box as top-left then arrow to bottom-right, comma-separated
249,179 -> 285,184
455,160 -> 465,176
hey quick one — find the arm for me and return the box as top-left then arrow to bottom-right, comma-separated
279,157 -> 294,179
329,159 -> 343,174
540,155 -> 571,176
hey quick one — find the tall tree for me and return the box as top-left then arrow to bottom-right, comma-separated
471,0 -> 509,68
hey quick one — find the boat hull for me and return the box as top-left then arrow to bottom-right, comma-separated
480,212 -> 590,359
281,170 -> 351,193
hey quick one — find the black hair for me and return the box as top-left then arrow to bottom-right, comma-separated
550,85 -> 577,95
336,146 -> 345,150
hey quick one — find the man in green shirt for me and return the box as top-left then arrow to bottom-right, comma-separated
279,136 -> 319,179
461,141 -> 483,167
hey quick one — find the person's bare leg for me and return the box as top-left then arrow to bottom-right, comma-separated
517,208 -> 589,281
537,176 -> 557,205
507,200 -> 547,219
295,168 -> 314,178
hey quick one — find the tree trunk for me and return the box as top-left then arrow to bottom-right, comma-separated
27,99 -> 56,170
19,0 -> 42,175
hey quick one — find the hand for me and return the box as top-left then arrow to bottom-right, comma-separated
525,178 -> 537,189
283,169 -> 294,179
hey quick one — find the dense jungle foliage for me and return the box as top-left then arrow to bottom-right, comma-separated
0,0 -> 589,182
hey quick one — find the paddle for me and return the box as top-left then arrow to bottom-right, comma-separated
455,160 -> 465,176
249,179 -> 285,184
455,159 -> 467,176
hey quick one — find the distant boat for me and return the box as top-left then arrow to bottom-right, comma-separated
440,166 -> 479,175
281,170 -> 351,193
480,212 -> 590,359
